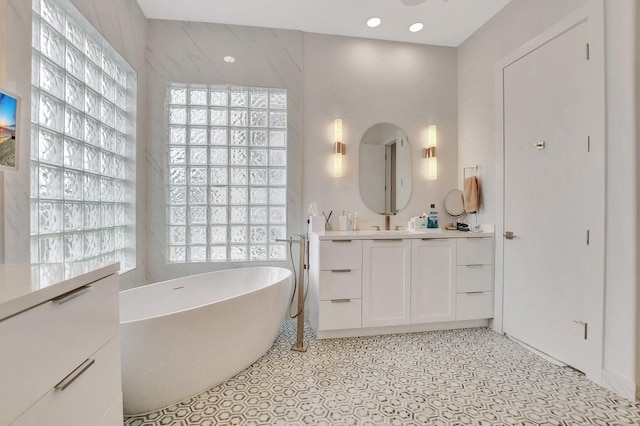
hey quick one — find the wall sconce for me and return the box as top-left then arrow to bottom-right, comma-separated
423,124 -> 437,180
333,119 -> 345,177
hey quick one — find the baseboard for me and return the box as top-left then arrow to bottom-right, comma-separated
601,369 -> 638,402
314,319 -> 489,340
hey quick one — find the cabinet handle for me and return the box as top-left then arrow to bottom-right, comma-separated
373,239 -> 403,242
52,285 -> 91,305
421,238 -> 448,241
331,299 -> 351,303
330,269 -> 351,273
331,239 -> 352,243
54,358 -> 95,391
466,291 -> 484,295
465,264 -> 485,268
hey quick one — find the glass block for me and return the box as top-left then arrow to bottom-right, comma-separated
210,246 -> 227,261
40,22 -> 65,66
250,188 -> 268,205
189,186 -> 207,205
85,89 -> 101,119
169,167 -> 186,185
115,132 -> 126,156
101,100 -> 115,127
83,174 -> 99,201
210,128 -> 227,145
169,226 -> 186,245
31,127 -> 39,162
250,226 -> 267,243
115,86 -> 126,109
32,15 -> 41,51
169,147 -> 186,165
85,38 -> 102,65
102,54 -> 117,79
230,167 -> 247,185
31,162 -> 39,198
209,226 -> 227,244
168,186 -> 186,204
230,91 -> 248,107
210,108 -> 228,126
85,60 -> 101,92
83,204 -> 100,229
84,145 -> 100,174
63,170 -> 83,200
189,167 -> 207,185
189,89 -> 208,105
230,110 -> 248,127
230,187 -> 247,205
39,235 -> 63,263
249,149 -> 268,166
250,207 -> 268,224
209,207 -> 228,224
115,65 -> 127,87
32,89 -> 39,124
113,157 -> 124,180
269,187 -> 286,205
64,202 -> 83,231
230,148 -> 247,166
250,130 -> 268,147
210,168 -> 228,185
189,226 -> 207,245
250,111 -> 268,127
65,75 -> 84,111
250,169 -> 267,186
65,106 -> 84,140
270,111 -> 287,128
188,206 -> 207,224
169,206 -> 187,225
209,148 -> 227,166
210,90 -> 228,106
114,227 -> 125,249
250,246 -> 267,261
65,44 -> 84,81
101,203 -> 114,227
83,120 -> 99,147
189,108 -> 208,125
230,206 -> 248,224
169,246 -> 186,263
101,228 -> 114,253
209,187 -> 227,205
114,204 -> 125,225
269,149 -> 287,167
100,177 -> 114,202
269,244 -> 286,261
38,165 -> 62,198
38,129 -> 63,165
39,201 -> 62,233
169,107 -> 187,125
270,207 -> 286,224
170,88 -> 187,105
39,92 -> 64,132
115,108 -> 126,133
100,152 -> 114,177
189,128 -> 207,145
40,57 -> 64,99
189,147 -> 207,165
65,19 -> 85,50
231,129 -> 248,146
269,169 -> 286,186
170,127 -> 187,144
269,91 -> 287,109
189,246 -> 207,262
113,180 -> 124,203
102,75 -> 116,102
230,226 -> 247,243
230,246 -> 247,261
250,91 -> 268,109
32,50 -> 40,87
269,226 -> 286,242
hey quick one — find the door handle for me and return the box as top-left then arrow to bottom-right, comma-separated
504,231 -> 516,240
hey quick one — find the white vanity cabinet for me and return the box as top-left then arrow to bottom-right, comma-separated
362,239 -> 411,327
456,237 -> 494,320
0,264 -> 122,426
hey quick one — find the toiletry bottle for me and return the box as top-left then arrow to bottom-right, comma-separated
427,204 -> 439,229
347,213 -> 353,231
353,212 -> 359,231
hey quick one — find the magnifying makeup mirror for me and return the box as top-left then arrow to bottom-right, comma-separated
443,189 -> 466,227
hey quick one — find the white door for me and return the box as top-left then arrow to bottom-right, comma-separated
502,19 -> 603,377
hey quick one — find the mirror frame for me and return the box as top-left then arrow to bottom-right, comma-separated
443,189 -> 466,218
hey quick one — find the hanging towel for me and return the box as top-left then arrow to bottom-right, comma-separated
464,176 -> 480,213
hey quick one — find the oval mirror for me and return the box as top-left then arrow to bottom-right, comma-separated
359,123 -> 412,214
443,189 -> 466,218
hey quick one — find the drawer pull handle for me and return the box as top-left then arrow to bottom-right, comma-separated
373,239 -> 403,242
55,358 -> 95,391
422,238 -> 447,241
466,264 -> 485,268
331,239 -> 352,243
52,285 -> 91,305
466,291 -> 484,295
331,299 -> 351,303
331,269 -> 351,273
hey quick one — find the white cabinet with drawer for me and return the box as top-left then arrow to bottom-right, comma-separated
456,238 -> 494,320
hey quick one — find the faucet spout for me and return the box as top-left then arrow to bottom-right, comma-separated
384,214 -> 391,231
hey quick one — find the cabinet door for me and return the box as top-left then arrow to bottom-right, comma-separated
362,239 -> 411,327
411,239 -> 456,324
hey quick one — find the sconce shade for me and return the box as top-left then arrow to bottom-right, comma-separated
428,124 -> 437,148
333,119 -> 345,177
425,125 -> 437,180
334,119 -> 343,143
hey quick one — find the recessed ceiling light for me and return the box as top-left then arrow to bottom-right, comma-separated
367,17 -> 382,28
401,0 -> 426,6
409,22 -> 424,33
223,56 -> 236,63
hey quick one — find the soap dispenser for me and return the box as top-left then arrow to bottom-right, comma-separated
427,204 -> 439,229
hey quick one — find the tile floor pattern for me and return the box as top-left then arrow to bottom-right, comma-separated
125,322 -> 640,425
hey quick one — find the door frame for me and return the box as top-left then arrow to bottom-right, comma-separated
494,0 -> 605,381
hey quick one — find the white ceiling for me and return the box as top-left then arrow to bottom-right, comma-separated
135,0 -> 512,47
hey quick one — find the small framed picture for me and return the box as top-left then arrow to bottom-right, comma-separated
0,87 -> 20,171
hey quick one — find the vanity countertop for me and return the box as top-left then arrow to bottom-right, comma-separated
311,229 -> 494,240
0,262 -> 120,321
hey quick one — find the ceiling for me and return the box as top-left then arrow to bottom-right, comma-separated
135,0 -> 512,47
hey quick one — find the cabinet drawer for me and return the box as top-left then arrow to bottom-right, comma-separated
457,264 -> 493,293
12,335 -> 122,426
96,394 -> 124,426
456,292 -> 493,320
0,274 -> 119,425
319,240 -> 362,270
319,299 -> 362,330
457,238 -> 493,265
319,270 -> 361,300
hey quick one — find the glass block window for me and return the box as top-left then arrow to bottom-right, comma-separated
167,84 -> 287,263
30,0 -> 136,269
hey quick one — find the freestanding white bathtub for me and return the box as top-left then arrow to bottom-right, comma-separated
119,267 -> 292,415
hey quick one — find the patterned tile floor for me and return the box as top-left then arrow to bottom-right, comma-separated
125,321 -> 640,425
